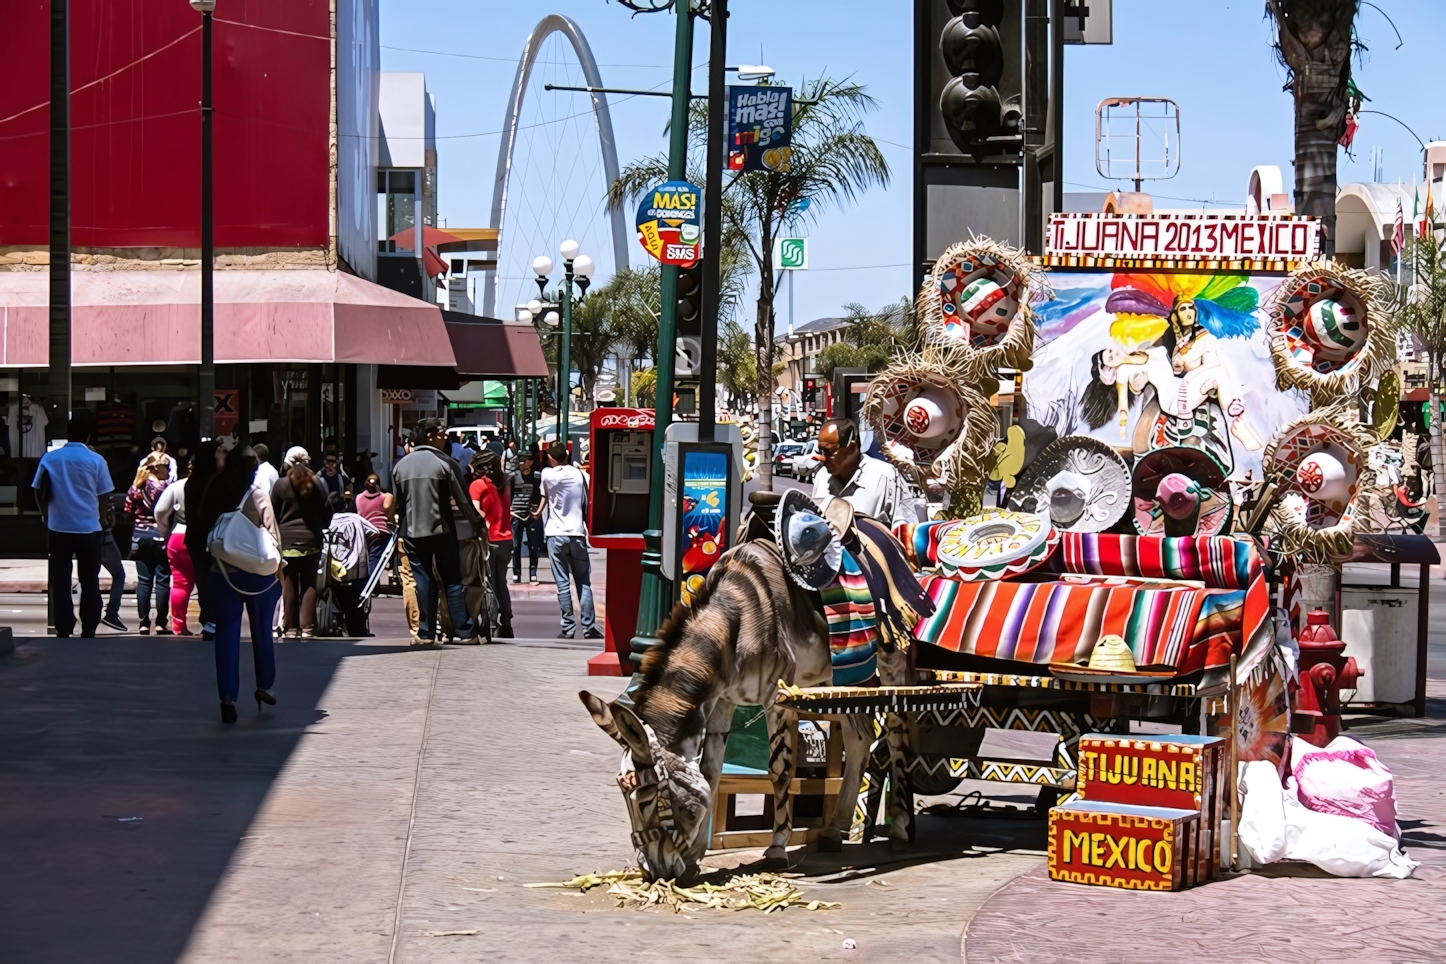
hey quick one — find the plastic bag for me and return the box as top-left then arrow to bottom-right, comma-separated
1238,760 -> 1288,865
1292,736 -> 1398,838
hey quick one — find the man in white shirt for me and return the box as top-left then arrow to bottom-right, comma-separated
538,441 -> 599,640
252,443 -> 280,496
810,417 -> 924,529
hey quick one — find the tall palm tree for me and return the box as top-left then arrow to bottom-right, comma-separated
611,76 -> 890,488
1267,0 -> 1361,257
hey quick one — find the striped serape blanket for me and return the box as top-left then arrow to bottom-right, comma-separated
821,550 -> 878,685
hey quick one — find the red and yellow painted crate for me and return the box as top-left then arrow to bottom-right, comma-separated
1048,801 -> 1200,891
1077,734 -> 1225,881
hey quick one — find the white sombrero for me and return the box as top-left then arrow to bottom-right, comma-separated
1007,435 -> 1131,533
934,508 -> 1058,582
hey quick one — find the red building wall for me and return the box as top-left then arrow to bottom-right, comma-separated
0,0 -> 331,248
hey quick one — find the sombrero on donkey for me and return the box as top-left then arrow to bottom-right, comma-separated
1267,261 -> 1395,406
775,489 -> 842,591
1007,435 -> 1131,533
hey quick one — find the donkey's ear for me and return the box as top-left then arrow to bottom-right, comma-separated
579,690 -> 625,746
608,699 -> 655,764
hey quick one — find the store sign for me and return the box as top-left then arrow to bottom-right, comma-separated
596,410 -> 655,431
381,388 -> 413,404
1048,214 -> 1320,261
636,180 -> 702,266
773,237 -> 808,271
213,389 -> 239,436
728,86 -> 793,173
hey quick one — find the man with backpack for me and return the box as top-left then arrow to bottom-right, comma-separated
538,441 -> 599,640
392,418 -> 483,646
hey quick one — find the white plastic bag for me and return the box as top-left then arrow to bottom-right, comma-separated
1292,736 -> 1398,838
1238,760 -> 1288,865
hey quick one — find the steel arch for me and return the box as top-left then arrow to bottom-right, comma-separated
482,14 -> 629,319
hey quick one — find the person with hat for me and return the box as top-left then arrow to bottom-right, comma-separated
810,417 -> 923,528
392,417 -> 484,645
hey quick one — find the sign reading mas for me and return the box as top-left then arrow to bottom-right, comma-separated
636,180 -> 702,267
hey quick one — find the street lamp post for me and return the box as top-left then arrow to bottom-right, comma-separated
532,243 -> 593,451
191,0 -> 216,439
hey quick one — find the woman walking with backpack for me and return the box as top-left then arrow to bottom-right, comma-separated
193,445 -> 283,724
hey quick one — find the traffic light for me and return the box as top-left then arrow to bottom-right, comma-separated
674,264 -> 703,377
937,1 -> 1022,157
803,377 -> 817,408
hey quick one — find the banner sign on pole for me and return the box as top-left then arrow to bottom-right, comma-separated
728,86 -> 793,173
636,180 -> 702,266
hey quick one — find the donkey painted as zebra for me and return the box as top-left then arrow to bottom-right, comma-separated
581,540 -> 916,881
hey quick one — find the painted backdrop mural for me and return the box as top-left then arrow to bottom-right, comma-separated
1028,270 -> 1309,481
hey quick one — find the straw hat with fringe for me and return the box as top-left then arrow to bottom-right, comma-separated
1260,405 -> 1378,563
1266,261 -> 1396,407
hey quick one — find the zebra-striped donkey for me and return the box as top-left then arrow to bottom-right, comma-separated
580,539 -> 918,882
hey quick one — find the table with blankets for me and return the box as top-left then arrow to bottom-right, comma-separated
877,528 -> 1273,678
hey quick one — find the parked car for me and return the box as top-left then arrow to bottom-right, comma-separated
772,442 -> 804,478
790,440 -> 821,482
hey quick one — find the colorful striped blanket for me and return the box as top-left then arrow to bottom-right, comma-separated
911,533 -> 1269,675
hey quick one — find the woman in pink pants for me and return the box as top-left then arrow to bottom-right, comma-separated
155,455 -> 196,635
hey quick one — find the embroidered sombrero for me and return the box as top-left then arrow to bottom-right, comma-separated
933,508 -> 1058,582
1007,435 -> 1131,533
1267,261 -> 1395,405
1130,446 -> 1232,537
775,489 -> 842,591
915,238 -> 1043,379
863,360 -> 997,489
1260,407 -> 1375,561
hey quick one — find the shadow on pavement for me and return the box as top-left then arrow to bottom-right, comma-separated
0,635 -> 407,964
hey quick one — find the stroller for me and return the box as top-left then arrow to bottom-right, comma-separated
315,519 -> 394,637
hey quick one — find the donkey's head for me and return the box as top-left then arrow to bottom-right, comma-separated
579,690 -> 694,881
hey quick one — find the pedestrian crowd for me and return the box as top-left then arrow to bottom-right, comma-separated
35,421 -> 599,723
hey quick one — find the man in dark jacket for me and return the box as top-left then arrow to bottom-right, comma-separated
392,418 -> 483,645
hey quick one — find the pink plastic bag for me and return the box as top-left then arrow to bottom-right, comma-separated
1291,736 -> 1398,838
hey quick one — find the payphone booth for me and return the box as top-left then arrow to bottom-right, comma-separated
586,408 -> 655,675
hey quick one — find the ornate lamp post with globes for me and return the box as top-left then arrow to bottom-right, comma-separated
531,242 -> 594,450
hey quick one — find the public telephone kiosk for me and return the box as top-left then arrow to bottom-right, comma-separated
586,407 -> 656,675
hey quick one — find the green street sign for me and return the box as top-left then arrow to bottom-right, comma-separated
774,237 -> 808,270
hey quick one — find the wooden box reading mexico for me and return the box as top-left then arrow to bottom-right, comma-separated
1048,801 -> 1199,891
1076,733 -> 1224,882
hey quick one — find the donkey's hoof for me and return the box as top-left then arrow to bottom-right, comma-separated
888,827 -> 912,853
816,828 -> 843,853
762,846 -> 789,868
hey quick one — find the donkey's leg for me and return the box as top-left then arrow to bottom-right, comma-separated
687,699 -> 735,864
763,703 -> 797,867
884,711 -> 913,851
819,713 -> 871,853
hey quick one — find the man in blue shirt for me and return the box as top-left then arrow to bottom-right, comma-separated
33,422 -> 114,637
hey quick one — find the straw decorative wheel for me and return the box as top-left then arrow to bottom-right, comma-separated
916,238 -> 1045,379
1267,261 -> 1396,406
1261,406 -> 1376,562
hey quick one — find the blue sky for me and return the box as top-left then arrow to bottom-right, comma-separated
380,0 -> 1442,329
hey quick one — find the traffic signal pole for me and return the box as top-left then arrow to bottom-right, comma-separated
627,0 -> 695,674
697,0 -> 727,443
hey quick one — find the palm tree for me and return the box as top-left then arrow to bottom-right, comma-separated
611,76 -> 890,488
1395,233 -> 1446,533
1267,0 -> 1362,257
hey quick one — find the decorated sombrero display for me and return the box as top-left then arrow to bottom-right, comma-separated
1261,407 -> 1375,561
932,508 -> 1059,581
863,359 -> 997,492
1006,435 -> 1131,533
1130,446 -> 1233,537
916,238 -> 1042,378
1267,261 -> 1395,405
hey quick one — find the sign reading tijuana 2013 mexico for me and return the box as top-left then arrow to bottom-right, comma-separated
636,180 -> 702,267
1049,213 -> 1321,261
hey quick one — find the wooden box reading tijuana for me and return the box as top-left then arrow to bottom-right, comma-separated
1048,801 -> 1199,891
1076,734 -> 1225,881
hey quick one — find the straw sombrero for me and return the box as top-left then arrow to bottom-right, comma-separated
863,360 -> 997,489
916,238 -> 1043,378
1260,407 -> 1375,561
1268,261 -> 1395,405
1007,435 -> 1131,533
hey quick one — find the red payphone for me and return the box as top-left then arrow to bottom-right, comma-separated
586,407 -> 655,675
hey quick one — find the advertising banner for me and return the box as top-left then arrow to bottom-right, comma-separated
728,86 -> 793,173
636,180 -> 702,266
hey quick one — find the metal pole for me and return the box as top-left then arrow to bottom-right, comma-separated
627,0 -> 694,675
698,0 -> 726,444
48,0 -> 71,442
198,8 -> 215,438
560,262 -> 574,452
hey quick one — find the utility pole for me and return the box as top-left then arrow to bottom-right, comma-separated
628,0 -> 695,674
48,0 -> 71,442
698,0 -> 726,443
196,0 -> 216,438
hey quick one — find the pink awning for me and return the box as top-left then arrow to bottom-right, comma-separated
0,268 -> 456,367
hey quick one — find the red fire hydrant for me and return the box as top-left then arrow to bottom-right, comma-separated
1292,610 -> 1363,747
